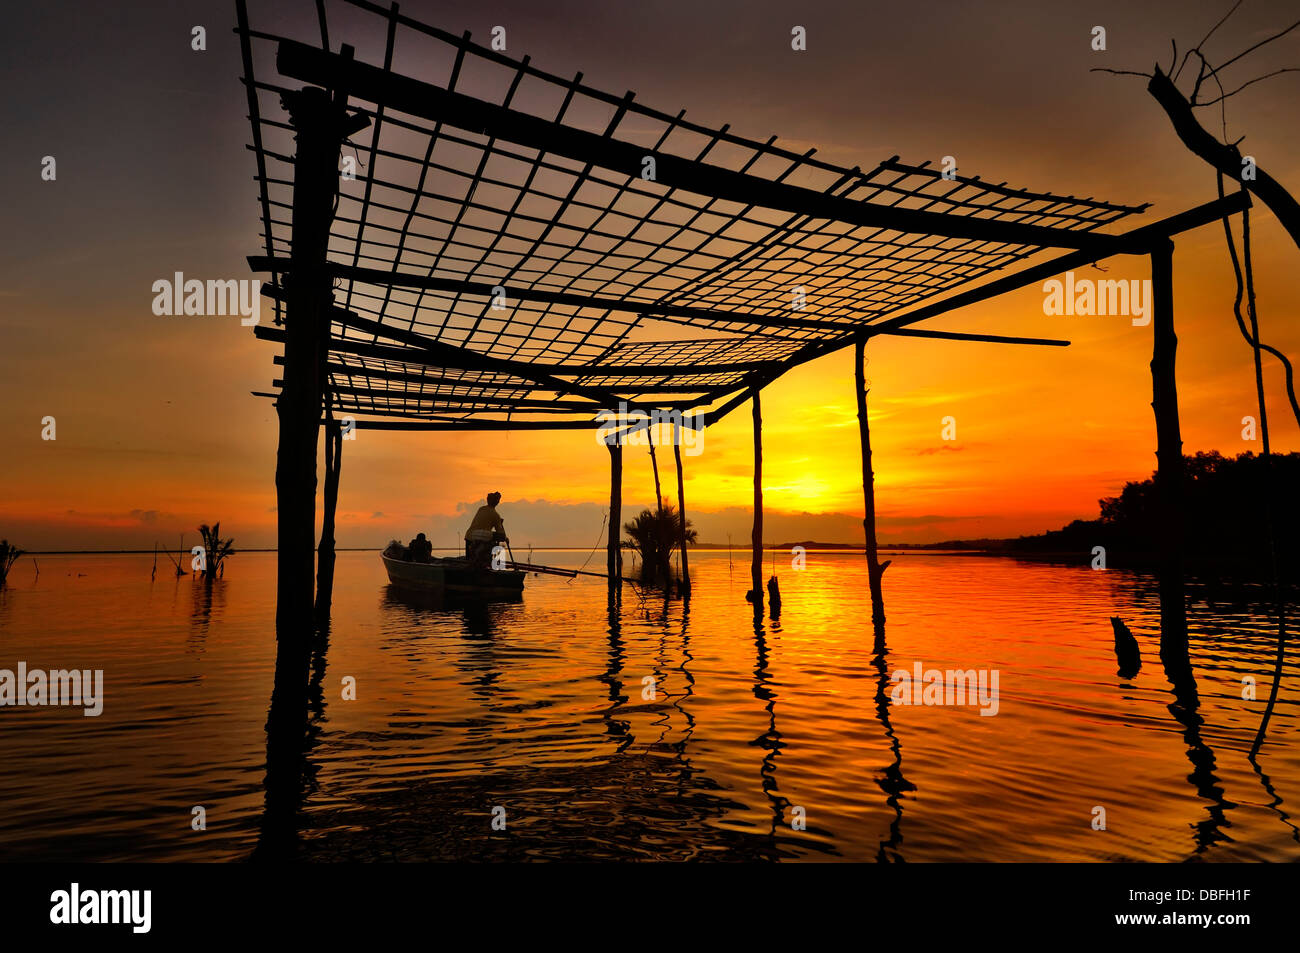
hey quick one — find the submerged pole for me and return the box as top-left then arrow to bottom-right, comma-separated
1149,238 -> 1189,672
854,337 -> 888,632
751,385 -> 764,611
673,420 -> 691,597
607,439 -> 623,598
315,413 -> 343,622
648,438 -> 671,586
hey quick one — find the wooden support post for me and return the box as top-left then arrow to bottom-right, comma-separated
751,386 -> 764,610
855,337 -> 888,632
607,440 -> 623,597
274,87 -> 347,687
673,420 -> 691,597
261,84 -> 353,858
315,413 -> 343,623
1149,238 -> 1189,671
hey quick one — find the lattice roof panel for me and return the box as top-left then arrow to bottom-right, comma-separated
237,0 -> 1152,428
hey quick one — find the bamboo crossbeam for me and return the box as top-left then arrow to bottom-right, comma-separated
316,303 -> 632,409
877,157 -> 1150,215
872,327 -> 1069,346
335,418 -> 604,431
341,8 -> 399,318
252,284 -> 783,375
235,0 -> 280,324
867,191 -> 1250,337
280,355 -> 731,393
324,0 -> 1148,225
284,381 -> 600,411
250,255 -> 873,332
312,337 -> 754,383
712,191 -> 1256,402
274,38 -> 1124,252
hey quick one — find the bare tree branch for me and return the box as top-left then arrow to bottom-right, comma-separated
1195,67 -> 1300,105
1217,17 -> 1300,74
1148,65 -> 1300,251
1089,67 -> 1152,78
1175,0 -> 1246,82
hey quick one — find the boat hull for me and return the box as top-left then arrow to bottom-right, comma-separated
381,548 -> 525,598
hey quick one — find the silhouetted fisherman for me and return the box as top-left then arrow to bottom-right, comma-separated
465,491 -> 508,567
1111,616 -> 1141,678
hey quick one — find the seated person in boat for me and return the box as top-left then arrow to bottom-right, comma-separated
407,532 -> 433,562
464,491 -> 508,567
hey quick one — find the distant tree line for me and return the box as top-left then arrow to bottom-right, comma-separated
1009,451 -> 1298,579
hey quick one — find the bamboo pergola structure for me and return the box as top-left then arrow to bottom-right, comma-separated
235,0 -> 1249,689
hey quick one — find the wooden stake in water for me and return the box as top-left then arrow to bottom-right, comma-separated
750,386 -> 763,610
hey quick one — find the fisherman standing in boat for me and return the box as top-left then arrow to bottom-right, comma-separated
465,491 -> 508,567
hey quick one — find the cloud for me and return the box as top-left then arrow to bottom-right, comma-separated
876,512 -> 982,528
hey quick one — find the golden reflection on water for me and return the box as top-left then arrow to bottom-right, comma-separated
0,550 -> 1296,861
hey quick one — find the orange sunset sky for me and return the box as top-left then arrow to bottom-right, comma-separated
2,0 -> 1299,551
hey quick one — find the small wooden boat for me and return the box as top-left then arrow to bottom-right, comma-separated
381,540 -> 525,598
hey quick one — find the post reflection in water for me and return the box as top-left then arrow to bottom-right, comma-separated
871,628 -> 915,863
255,618 -> 330,862
1157,614 -> 1236,854
750,612 -> 790,853
671,598 -> 698,800
1132,571 -> 1236,856
601,595 -> 632,752
189,577 -> 226,639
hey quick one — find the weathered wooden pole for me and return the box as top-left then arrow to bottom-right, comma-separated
751,386 -> 764,610
260,85 -> 354,859
647,436 -> 671,585
272,74 -> 367,652
314,412 -> 343,623
607,438 -> 623,598
1149,238 -> 1189,672
275,86 -> 345,689
854,336 -> 888,631
673,419 -> 691,597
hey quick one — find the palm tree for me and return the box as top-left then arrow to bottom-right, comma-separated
197,523 -> 236,580
0,540 -> 24,586
623,498 -> 696,586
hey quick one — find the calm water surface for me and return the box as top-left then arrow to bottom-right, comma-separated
0,550 -> 1296,862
